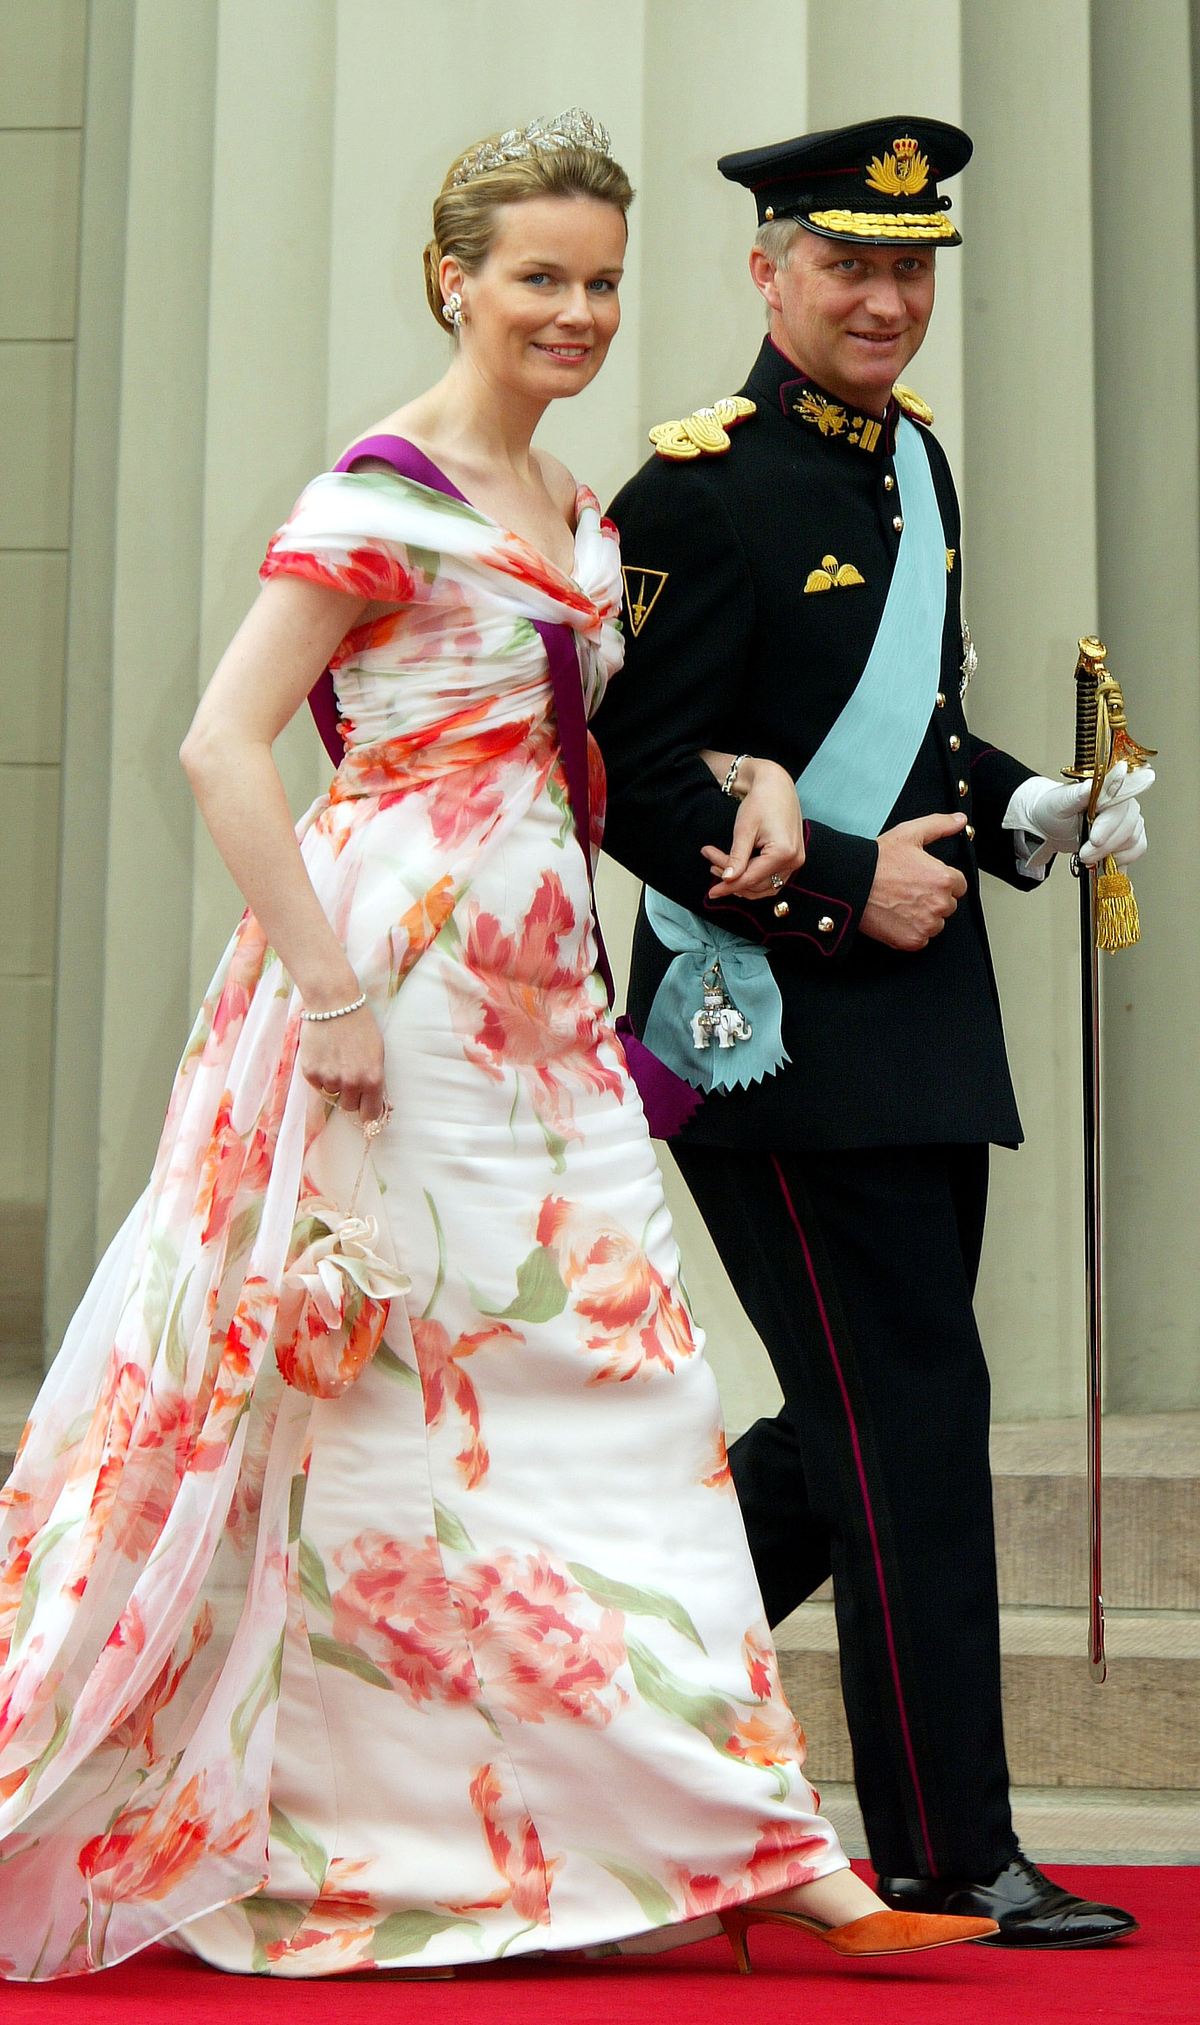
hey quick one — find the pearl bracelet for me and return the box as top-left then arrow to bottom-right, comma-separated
721,753 -> 749,797
300,992 -> 367,1023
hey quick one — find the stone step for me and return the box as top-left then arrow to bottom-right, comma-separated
775,1600 -> 1200,1790
816,1782 -> 1200,1865
0,1347 -> 42,1478
0,1207 -> 42,1347
990,1413 -> 1200,1610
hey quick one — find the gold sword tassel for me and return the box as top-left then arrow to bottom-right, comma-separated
1064,638 -> 1156,950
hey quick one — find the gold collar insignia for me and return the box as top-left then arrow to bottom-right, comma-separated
792,390 -> 884,453
622,567 -> 669,636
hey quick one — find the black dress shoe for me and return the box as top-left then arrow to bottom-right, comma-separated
877,1852 -> 1139,1949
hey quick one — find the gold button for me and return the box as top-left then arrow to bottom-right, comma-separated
883,474 -> 895,491
936,691 -> 946,708
949,733 -> 961,751
893,515 -> 904,531
965,823 -> 976,841
818,915 -> 835,933
765,205 -> 775,220
773,899 -> 790,918
957,779 -> 968,797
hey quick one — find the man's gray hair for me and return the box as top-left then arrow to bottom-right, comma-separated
754,216 -> 804,268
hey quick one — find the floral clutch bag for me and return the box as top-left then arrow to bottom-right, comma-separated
275,1111 -> 410,1400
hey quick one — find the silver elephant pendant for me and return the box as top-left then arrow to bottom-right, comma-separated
691,961 -> 753,1052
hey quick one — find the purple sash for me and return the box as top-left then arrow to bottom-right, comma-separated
313,434 -> 700,1137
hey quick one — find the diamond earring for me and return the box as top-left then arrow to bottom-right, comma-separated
442,291 -> 464,330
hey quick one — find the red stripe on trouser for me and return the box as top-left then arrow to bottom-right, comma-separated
770,1155 -> 937,1876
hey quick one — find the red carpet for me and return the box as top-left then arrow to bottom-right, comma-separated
0,1869 -> 1192,2024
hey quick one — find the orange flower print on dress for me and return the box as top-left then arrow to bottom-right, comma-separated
208,913 -> 270,1055
412,1319 -> 519,1489
328,1534 -> 626,1729
261,1857 -> 380,1972
453,1552 -> 627,1727
388,876 -> 460,996
670,1817 -> 830,1917
455,873 -> 624,1147
190,1275 -> 278,1476
196,1096 -> 256,1251
329,1533 -> 481,1709
109,1605 -> 214,1764
79,1771 -> 256,1906
451,1763 -> 557,1924
702,1426 -> 735,1495
423,756 -> 513,853
536,1196 -> 698,1383
260,535 -> 414,606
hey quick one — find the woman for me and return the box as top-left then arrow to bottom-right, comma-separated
0,112 -> 994,1980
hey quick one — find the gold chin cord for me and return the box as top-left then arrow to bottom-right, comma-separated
1063,638 -> 1156,1682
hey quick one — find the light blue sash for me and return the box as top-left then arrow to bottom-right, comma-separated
642,415 -> 947,1092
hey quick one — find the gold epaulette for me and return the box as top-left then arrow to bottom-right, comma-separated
892,383 -> 934,426
649,396 -> 756,460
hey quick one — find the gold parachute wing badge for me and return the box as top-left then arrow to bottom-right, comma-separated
804,555 -> 866,593
649,396 -> 756,460
892,383 -> 935,426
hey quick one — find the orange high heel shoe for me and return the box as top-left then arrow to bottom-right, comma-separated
720,1904 -> 999,1972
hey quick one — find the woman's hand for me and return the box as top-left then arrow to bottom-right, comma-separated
299,1003 -> 389,1123
699,753 -> 805,901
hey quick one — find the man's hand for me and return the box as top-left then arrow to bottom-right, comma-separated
1003,762 -> 1155,874
859,812 -> 969,951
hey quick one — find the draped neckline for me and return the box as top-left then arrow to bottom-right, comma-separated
338,431 -> 586,596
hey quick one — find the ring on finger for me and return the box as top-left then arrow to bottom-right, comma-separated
770,873 -> 784,891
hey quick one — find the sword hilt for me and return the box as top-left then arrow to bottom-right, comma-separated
1064,635 -> 1108,784
1063,638 -> 1150,950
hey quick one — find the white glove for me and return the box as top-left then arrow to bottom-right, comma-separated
1002,761 -> 1155,876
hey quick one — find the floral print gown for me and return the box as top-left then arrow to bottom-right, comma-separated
0,459 -> 845,1979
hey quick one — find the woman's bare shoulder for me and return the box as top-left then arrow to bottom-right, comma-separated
534,448 -> 579,519
336,402 -> 422,470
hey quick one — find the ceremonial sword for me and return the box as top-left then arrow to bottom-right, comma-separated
1063,638 -> 1155,1682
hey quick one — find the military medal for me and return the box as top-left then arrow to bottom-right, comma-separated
960,621 -> 977,700
690,962 -> 753,1053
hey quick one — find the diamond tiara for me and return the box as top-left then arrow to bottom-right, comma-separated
450,109 -> 612,187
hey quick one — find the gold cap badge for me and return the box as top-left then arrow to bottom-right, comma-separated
865,136 -> 931,198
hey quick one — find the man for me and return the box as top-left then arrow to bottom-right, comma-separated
592,118 -> 1150,1946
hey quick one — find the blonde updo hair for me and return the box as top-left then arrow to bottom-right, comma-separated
423,130 -> 635,331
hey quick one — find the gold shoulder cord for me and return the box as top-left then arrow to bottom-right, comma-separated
892,383 -> 935,426
650,396 -> 756,460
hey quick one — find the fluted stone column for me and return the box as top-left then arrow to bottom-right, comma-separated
188,0 -> 339,1006
961,0 -> 1095,1417
1092,0 -> 1200,1410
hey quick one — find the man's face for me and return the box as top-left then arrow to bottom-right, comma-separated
751,228 -> 936,416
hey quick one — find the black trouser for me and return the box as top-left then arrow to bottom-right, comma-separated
671,1141 -> 1017,1882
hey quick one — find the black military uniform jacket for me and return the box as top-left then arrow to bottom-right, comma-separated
592,337 -> 1042,1152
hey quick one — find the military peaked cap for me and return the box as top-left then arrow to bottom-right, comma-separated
718,116 -> 972,246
